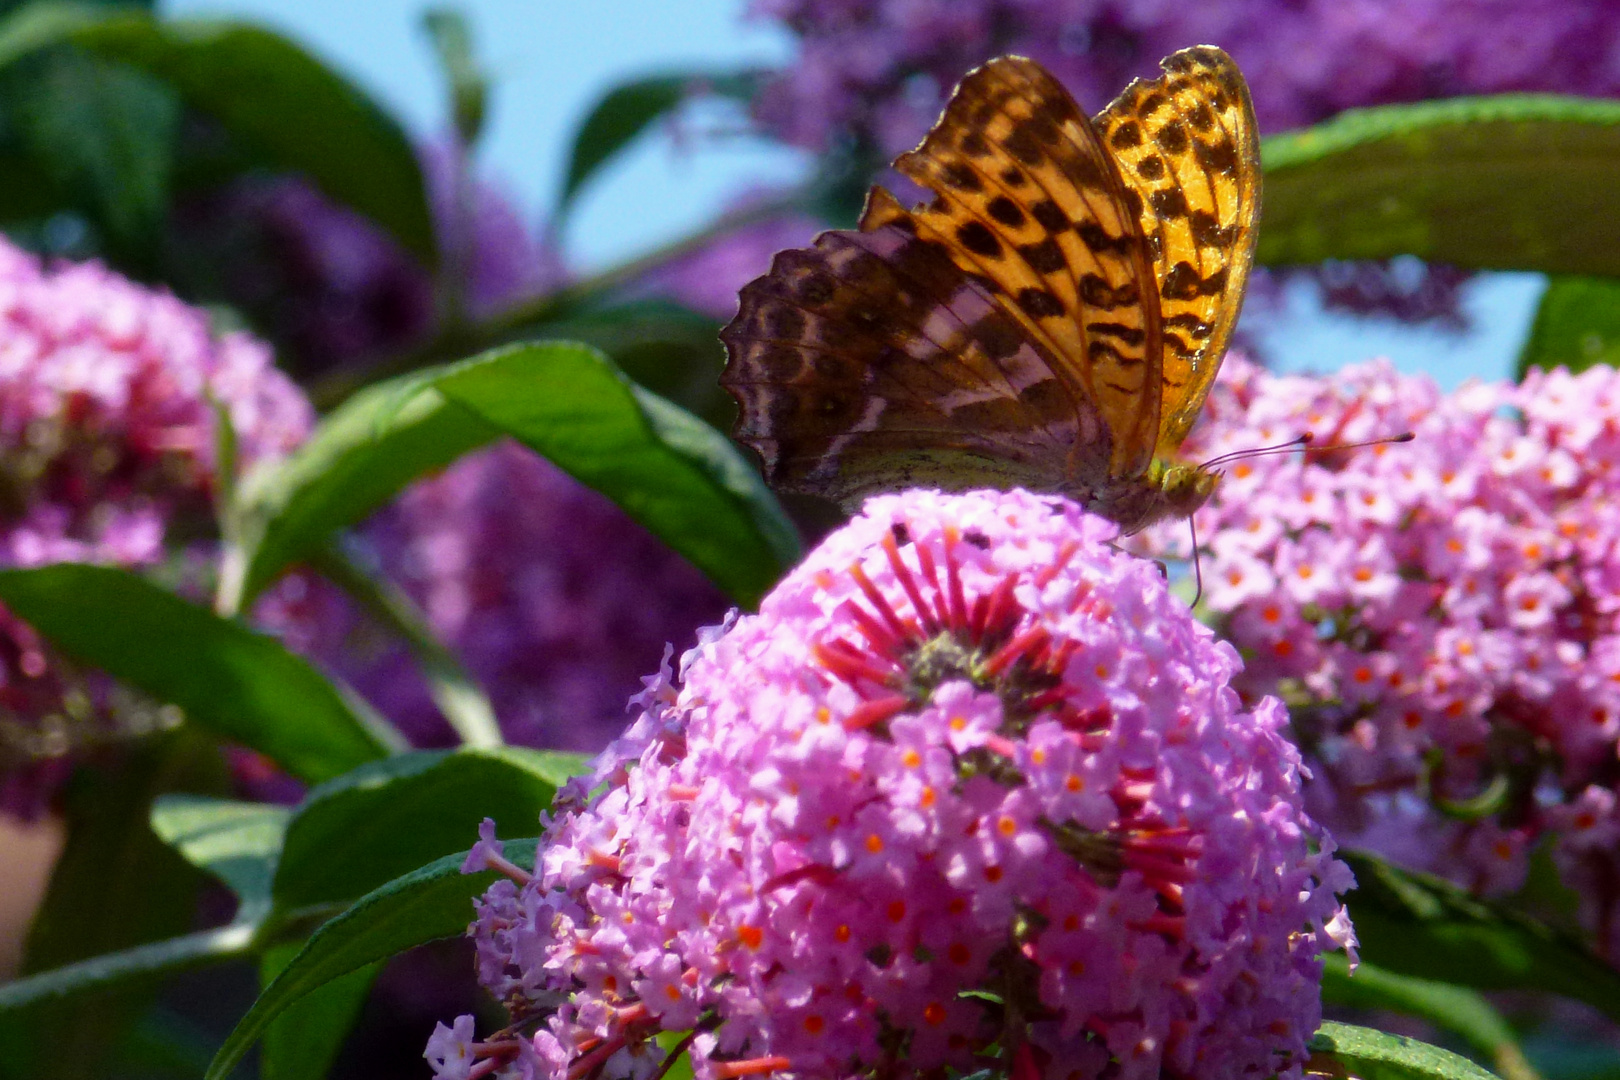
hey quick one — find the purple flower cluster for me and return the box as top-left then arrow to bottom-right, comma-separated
749,0 -> 1620,156
0,237 -> 312,815
177,142 -> 564,374
432,489 -> 1353,1080
637,208 -> 824,320
259,440 -> 730,752
1139,356 -> 1620,960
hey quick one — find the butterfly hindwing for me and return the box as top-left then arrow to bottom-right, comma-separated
887,55 -> 1165,481
1094,45 -> 1261,460
720,217 -> 1098,507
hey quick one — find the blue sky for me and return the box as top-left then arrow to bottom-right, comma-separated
160,0 -> 1545,388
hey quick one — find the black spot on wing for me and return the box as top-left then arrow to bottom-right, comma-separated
1029,200 -> 1069,234
942,162 -> 983,192
1149,189 -> 1190,219
1019,237 -> 1067,275
988,196 -> 1026,227
1086,322 -> 1146,345
1016,287 -> 1067,319
1161,262 -> 1229,301
1109,120 -> 1142,149
957,220 -> 1003,257
1079,274 -> 1139,310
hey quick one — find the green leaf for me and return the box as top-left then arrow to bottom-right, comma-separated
560,68 -> 760,212
207,839 -> 539,1080
1517,275 -> 1620,377
0,731 -> 224,1074
0,2 -> 435,260
1342,849 -> 1620,1023
539,299 -> 733,429
0,146 -> 68,222
259,940 -> 379,1080
433,341 -> 800,606
273,747 -> 580,914
0,923 -> 260,1016
1310,1022 -> 1503,1080
150,795 -> 289,908
0,564 -> 400,784
1323,957 -> 1537,1080
8,47 -> 178,262
1261,95 -> 1620,275
420,7 -> 484,147
227,369 -> 498,611
233,341 -> 798,612
308,542 -> 501,750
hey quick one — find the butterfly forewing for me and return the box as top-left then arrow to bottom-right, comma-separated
1094,46 -> 1261,460
887,56 -> 1164,481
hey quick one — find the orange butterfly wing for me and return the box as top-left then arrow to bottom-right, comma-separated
1094,46 -> 1261,460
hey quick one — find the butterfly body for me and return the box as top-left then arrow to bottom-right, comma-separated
721,46 -> 1259,534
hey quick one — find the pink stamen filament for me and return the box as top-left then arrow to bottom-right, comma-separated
843,695 -> 911,731
984,734 -> 1020,759
764,864 -> 841,892
942,533 -> 969,629
842,598 -> 904,657
1123,851 -> 1197,884
812,639 -> 899,687
1034,539 -> 1081,588
974,575 -> 1021,644
711,1056 -> 794,1078
849,562 -> 911,642
484,851 -> 533,886
882,533 -> 939,634
985,625 -> 1050,676
1131,913 -> 1186,939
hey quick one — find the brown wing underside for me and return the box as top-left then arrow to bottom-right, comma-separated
720,55 -> 1165,507
719,218 -> 1090,507
1093,45 -> 1261,460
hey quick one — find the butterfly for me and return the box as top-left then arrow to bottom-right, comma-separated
719,46 -> 1260,534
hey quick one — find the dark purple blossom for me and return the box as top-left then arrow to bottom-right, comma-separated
750,0 -> 1620,156
176,142 -> 564,375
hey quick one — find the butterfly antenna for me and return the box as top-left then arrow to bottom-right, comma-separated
1303,431 -> 1416,459
1188,512 -> 1204,608
1199,433 -> 1312,470
1198,431 -> 1416,471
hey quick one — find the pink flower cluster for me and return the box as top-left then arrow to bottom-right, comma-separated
1140,356 -> 1620,960
432,489 -> 1352,1080
0,238 -> 312,814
